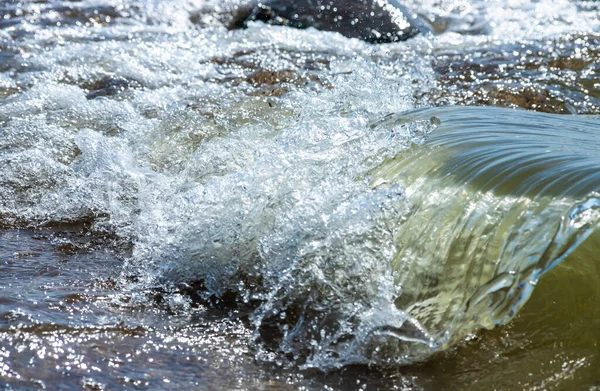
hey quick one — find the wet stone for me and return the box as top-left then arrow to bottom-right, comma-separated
235,0 -> 420,43
243,69 -> 331,96
205,49 -> 334,97
213,48 -> 333,72
0,3 -> 134,30
485,85 -> 565,113
433,35 -> 600,114
82,76 -> 142,100
0,51 -> 18,73
190,3 -> 255,30
247,69 -> 308,85
43,5 -> 126,27
0,87 -> 19,99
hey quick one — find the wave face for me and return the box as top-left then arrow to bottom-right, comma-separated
0,0 -> 599,375
370,106 -> 600,361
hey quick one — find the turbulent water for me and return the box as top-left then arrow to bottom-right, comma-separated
0,0 -> 599,389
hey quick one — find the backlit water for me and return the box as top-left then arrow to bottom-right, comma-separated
0,1 -> 599,389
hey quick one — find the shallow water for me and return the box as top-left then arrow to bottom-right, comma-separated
1,227 -> 598,389
1,0 -> 599,389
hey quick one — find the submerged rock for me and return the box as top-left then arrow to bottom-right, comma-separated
234,0 -> 420,43
433,35 -> 600,114
82,75 -> 142,100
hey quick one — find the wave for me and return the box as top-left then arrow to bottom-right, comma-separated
121,106 -> 600,369
368,106 -> 600,362
1,0 -> 599,372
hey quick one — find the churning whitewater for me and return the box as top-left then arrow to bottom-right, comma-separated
0,0 -> 599,385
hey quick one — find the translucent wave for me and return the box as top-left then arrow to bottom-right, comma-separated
369,106 -> 600,363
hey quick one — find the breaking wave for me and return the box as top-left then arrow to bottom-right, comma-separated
0,0 -> 599,372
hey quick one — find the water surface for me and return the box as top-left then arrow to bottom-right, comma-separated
1,0 -> 599,389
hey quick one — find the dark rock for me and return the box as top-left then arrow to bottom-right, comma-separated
235,0 -> 419,43
190,4 -> 254,29
82,76 -> 142,100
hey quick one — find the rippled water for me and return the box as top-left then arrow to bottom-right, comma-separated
1,0 -> 599,389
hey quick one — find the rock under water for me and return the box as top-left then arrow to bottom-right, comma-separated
234,0 -> 420,43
